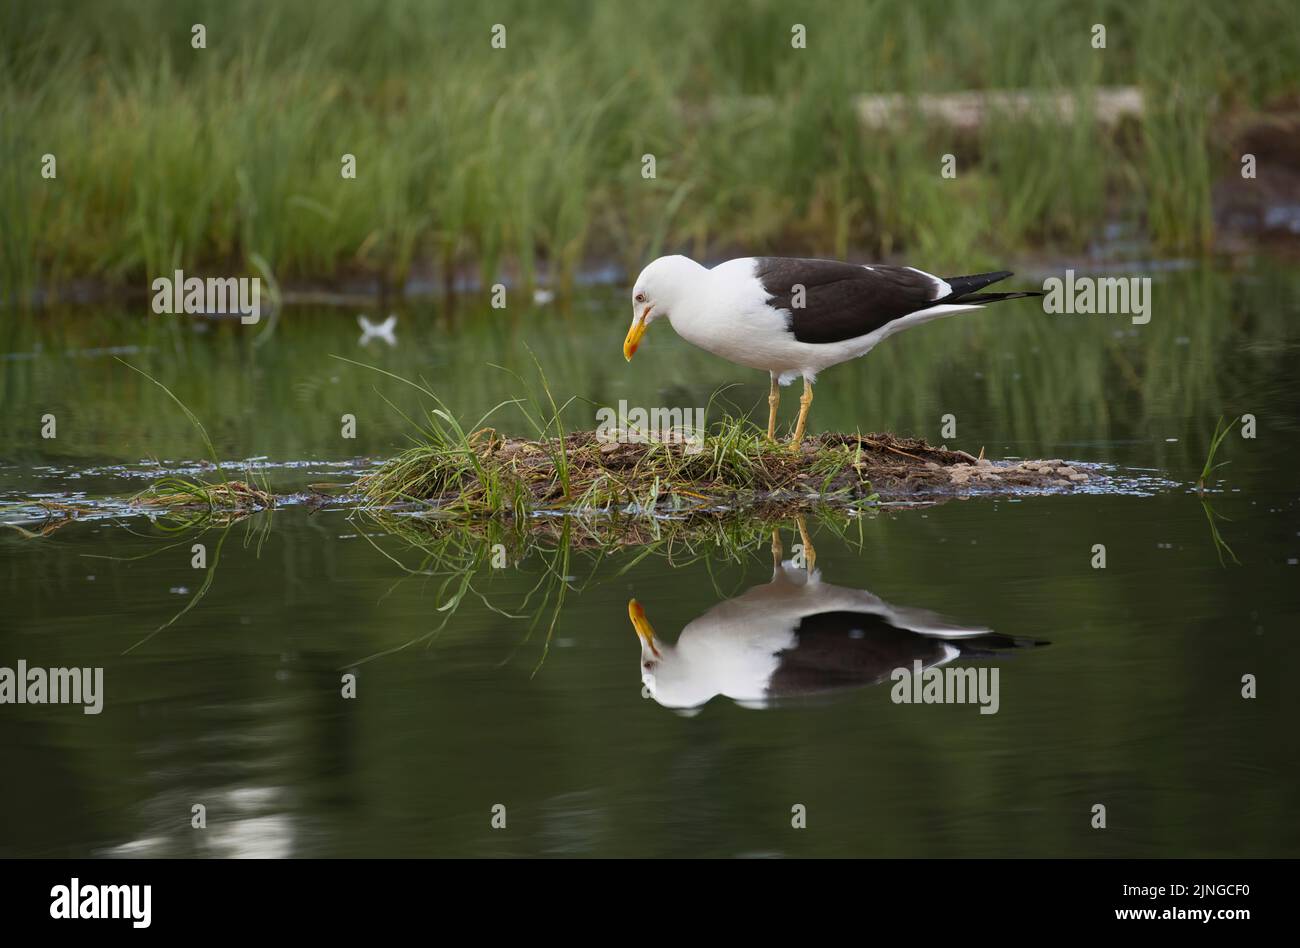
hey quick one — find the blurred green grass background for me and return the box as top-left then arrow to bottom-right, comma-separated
2,0 -> 1296,301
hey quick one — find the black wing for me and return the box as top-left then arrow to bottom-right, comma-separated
754,257 -> 1017,345
766,609 -> 1046,699
766,611 -> 951,697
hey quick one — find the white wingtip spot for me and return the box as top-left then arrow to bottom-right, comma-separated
906,266 -> 952,300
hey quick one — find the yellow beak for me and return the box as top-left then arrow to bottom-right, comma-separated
623,306 -> 651,361
628,598 -> 660,657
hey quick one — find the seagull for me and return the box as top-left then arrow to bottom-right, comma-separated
357,313 -> 398,347
628,524 -> 1046,711
624,255 -> 1042,446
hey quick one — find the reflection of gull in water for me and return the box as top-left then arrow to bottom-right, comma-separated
629,526 -> 1045,711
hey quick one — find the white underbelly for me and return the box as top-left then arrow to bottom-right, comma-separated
672,301 -> 981,380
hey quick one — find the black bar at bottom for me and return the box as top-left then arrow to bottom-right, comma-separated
0,857 -> 1280,933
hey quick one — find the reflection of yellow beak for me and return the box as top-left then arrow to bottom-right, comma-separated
628,598 -> 660,657
623,306 -> 651,361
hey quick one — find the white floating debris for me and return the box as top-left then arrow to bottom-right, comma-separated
855,87 -> 1145,130
357,313 -> 398,347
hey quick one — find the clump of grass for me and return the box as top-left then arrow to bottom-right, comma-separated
355,409 -> 1047,515
118,358 -> 276,520
342,354 -> 1110,514
133,475 -> 274,515
1197,414 -> 1238,494
1194,415 -> 1241,566
346,350 -> 894,515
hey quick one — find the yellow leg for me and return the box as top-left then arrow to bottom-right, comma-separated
790,378 -> 813,448
766,375 -> 780,441
770,528 -> 783,571
796,514 -> 816,574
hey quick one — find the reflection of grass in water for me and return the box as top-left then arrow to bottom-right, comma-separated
120,526 -> 230,655
346,505 -> 860,673
85,459 -> 277,652
82,512 -> 274,655
1200,499 -> 1241,567
2,500 -> 92,538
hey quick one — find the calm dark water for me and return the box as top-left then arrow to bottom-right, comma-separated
1,266 -> 1297,857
